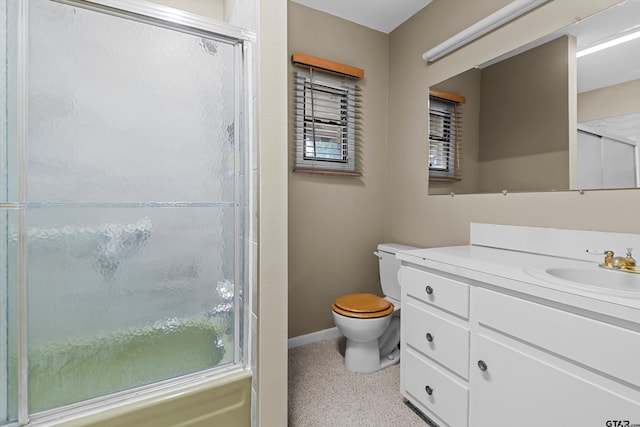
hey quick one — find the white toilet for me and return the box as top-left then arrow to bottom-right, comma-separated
332,243 -> 416,373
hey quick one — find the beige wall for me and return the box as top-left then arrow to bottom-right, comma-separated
478,36 -> 571,193
288,3 -> 390,338
259,0 -> 289,424
578,79 -> 640,122
387,0 -> 635,251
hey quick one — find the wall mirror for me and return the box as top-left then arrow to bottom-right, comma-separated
428,0 -> 640,195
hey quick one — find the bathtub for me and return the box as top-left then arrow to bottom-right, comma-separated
40,370 -> 251,426
8,312 -> 249,426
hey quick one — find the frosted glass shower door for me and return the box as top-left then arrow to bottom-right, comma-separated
2,0 -> 250,420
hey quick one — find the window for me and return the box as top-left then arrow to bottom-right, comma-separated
294,71 -> 358,173
428,90 -> 464,181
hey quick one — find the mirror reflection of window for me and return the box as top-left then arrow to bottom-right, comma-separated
428,90 -> 465,182
429,98 -> 457,179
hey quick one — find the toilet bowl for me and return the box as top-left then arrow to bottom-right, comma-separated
332,243 -> 416,373
332,293 -> 399,373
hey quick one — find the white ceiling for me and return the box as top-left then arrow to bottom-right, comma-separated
290,0 -> 432,33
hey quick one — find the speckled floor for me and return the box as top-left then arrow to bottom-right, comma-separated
288,337 -> 431,426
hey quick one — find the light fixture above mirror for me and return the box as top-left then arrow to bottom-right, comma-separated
422,0 -> 548,62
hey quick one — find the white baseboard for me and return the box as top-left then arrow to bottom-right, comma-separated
288,327 -> 343,349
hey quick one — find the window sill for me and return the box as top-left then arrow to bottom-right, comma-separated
294,169 -> 362,177
429,177 -> 461,182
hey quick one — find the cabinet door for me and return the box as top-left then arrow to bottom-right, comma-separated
470,334 -> 640,427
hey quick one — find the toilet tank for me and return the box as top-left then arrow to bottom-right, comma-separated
376,243 -> 418,302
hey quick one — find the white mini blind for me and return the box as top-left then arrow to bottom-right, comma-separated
294,71 -> 359,173
429,96 -> 463,180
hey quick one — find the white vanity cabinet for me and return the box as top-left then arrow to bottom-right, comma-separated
399,263 -> 640,427
471,287 -> 640,427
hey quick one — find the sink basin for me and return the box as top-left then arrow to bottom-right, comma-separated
523,265 -> 640,296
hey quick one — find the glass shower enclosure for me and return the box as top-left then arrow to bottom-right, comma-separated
1,0 -> 252,424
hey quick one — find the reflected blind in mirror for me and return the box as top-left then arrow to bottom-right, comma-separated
429,96 -> 463,180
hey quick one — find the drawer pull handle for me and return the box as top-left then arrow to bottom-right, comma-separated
425,385 -> 433,396
477,360 -> 488,372
426,333 -> 434,342
425,285 -> 434,295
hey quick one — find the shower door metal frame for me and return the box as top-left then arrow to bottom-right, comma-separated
7,1 -> 255,425
0,2 -> 9,423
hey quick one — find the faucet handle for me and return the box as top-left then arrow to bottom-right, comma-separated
587,249 -> 614,267
625,248 -> 636,266
586,249 -> 611,255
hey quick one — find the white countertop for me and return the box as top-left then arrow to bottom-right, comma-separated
397,244 -> 640,326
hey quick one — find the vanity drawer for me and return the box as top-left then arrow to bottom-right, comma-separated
476,288 -> 640,386
403,349 -> 469,427
400,266 -> 470,318
404,300 -> 470,379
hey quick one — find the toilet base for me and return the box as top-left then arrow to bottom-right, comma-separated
379,346 -> 400,370
344,340 -> 400,373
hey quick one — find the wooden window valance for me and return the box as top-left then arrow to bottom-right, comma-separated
292,52 -> 364,79
429,88 -> 466,104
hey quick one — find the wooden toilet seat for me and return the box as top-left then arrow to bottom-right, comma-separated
332,293 -> 394,318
